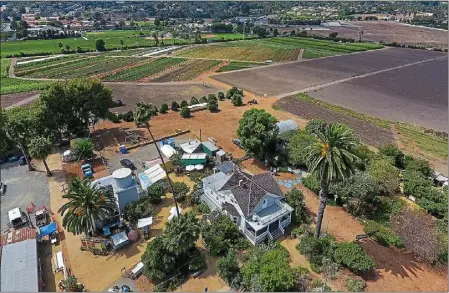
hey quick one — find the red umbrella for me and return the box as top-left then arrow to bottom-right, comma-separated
128,230 -> 140,242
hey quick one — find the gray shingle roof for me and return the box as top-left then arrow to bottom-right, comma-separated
1,239 -> 39,292
220,170 -> 283,217
222,203 -> 240,217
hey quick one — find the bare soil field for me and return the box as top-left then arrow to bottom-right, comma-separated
212,47 -> 445,96
275,96 -> 394,147
106,82 -> 225,112
1,90 -> 40,108
309,57 -> 448,132
313,21 -> 448,49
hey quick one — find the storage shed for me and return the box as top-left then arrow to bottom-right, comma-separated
181,153 -> 207,167
179,140 -> 202,154
201,141 -> 219,156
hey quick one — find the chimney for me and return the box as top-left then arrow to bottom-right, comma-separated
239,179 -> 243,186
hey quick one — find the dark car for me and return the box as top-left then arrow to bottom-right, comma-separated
120,158 -> 136,170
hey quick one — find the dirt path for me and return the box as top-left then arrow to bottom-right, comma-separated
4,93 -> 41,110
276,55 -> 447,99
297,49 -> 305,61
8,58 -> 17,77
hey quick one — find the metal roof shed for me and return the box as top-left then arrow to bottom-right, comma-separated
181,153 -> 207,167
179,140 -> 202,154
1,239 -> 39,292
201,141 -> 219,156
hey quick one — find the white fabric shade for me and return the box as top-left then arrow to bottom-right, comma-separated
194,164 -> 204,170
186,165 -> 195,171
137,217 -> 153,229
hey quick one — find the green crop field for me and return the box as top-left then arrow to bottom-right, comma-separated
216,61 -> 265,72
0,30 -> 188,57
206,33 -> 256,40
102,57 -> 186,81
1,58 -> 51,95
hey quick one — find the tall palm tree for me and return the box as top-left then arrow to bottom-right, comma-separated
306,123 -> 360,238
133,102 -> 180,216
28,136 -> 53,176
58,178 -> 117,235
163,211 -> 199,255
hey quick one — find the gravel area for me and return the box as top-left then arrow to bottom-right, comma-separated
0,161 -> 50,231
212,47 -> 445,96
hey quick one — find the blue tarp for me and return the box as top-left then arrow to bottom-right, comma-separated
39,222 -> 57,237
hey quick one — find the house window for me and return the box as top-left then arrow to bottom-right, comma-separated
262,198 -> 267,209
232,216 -> 238,223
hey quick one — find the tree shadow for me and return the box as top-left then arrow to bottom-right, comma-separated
107,240 -> 146,260
39,241 -> 57,292
359,239 -> 424,280
191,247 -> 219,280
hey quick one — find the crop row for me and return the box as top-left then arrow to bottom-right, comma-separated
216,61 -> 265,72
15,55 -> 82,70
155,59 -> 221,82
102,57 -> 186,81
18,57 -> 97,77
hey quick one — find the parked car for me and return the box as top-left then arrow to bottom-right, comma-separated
232,138 -> 243,149
19,155 -> 31,165
120,159 -> 137,170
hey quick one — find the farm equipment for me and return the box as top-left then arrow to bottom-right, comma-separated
247,99 -> 258,105
81,163 -> 94,178
7,207 -> 29,228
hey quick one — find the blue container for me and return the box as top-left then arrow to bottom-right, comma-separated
119,145 -> 128,154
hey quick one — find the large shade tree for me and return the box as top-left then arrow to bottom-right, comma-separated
306,123 -> 360,238
163,211 -> 200,255
58,178 -> 117,235
133,101 -> 181,215
28,136 -> 53,176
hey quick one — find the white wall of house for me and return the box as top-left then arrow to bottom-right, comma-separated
250,194 -> 278,215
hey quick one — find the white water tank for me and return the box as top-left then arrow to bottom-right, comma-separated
112,168 -> 133,189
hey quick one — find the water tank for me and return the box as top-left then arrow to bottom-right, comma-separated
112,168 -> 133,189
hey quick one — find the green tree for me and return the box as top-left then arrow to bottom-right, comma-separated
231,94 -> 243,106
285,188 -> 309,224
217,250 -> 241,287
180,106 -> 191,118
123,197 -> 153,225
306,123 -> 360,238
119,39 -> 124,50
368,158 -> 400,196
58,178 -> 117,235
237,109 -> 278,159
378,144 -> 405,168
171,101 -> 179,111
199,96 -> 208,103
58,41 -> 63,49
404,157 -> 431,177
207,94 -> 219,111
305,119 -> 327,135
95,39 -> 106,51
28,136 -> 53,176
172,181 -> 189,201
202,215 -> 245,256
287,130 -> 317,166
40,78 -> 113,137
180,100 -> 188,108
163,211 -> 199,255
190,97 -> 199,105
159,103 -> 169,114
218,92 -> 225,100
70,138 -> 94,161
333,242 -> 376,274
133,102 -> 181,215
147,183 -> 164,203
141,236 -> 177,280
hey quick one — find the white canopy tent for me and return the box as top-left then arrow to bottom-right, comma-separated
194,164 -> 204,170
168,207 -> 182,221
186,165 -> 195,171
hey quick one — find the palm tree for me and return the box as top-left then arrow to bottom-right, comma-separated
306,123 -> 360,238
163,211 -> 200,255
28,136 -> 53,176
133,102 -> 180,216
58,178 -> 117,235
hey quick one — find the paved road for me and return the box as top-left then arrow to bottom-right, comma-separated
0,161 -> 50,231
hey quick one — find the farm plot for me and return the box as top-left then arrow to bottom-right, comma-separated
152,59 -> 221,82
14,55 -> 87,75
1,58 -> 50,95
212,47 -> 446,96
176,44 -> 299,62
102,57 -> 185,82
275,95 -> 394,148
216,61 -> 265,72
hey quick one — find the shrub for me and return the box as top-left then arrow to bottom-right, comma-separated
226,86 -> 243,99
303,174 -> 320,194
199,96 -> 208,103
196,203 -> 211,214
108,112 -> 120,123
180,100 -> 188,108
171,101 -> 179,111
123,197 -> 153,225
285,188 -> 309,224
333,242 -> 376,274
291,224 -> 312,238
217,250 -> 241,287
231,94 -> 243,106
207,94 -> 219,111
345,278 -> 366,292
95,39 -> 106,51
378,144 -> 405,168
297,234 -> 335,269
368,158 -> 400,196
202,215 -> 245,256
363,220 -> 404,248
404,157 -> 431,177
190,97 -> 199,105
310,279 -> 332,292
287,130 -> 317,167
147,183 -> 165,204
305,119 -> 327,135
70,138 -> 94,160
180,106 -> 191,118
172,181 -> 189,201
122,110 -> 134,122
218,91 -> 225,100
160,103 -> 169,114
403,170 -> 432,196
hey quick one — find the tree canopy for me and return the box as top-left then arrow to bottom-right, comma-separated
163,211 -> 199,255
287,130 -> 317,166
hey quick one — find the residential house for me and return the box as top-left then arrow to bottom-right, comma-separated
201,170 -> 293,245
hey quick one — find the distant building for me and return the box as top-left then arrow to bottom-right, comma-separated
0,239 -> 41,292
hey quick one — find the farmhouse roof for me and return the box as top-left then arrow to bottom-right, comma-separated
220,170 -> 283,217
179,140 -> 202,154
222,203 -> 240,217
0,227 -> 37,246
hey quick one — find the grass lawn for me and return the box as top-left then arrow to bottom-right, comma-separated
0,30 -> 187,57
1,58 -> 51,95
206,33 -> 256,40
